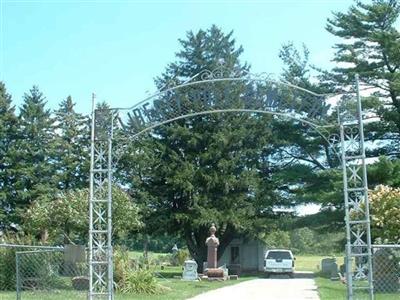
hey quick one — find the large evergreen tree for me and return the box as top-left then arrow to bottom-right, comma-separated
326,0 -> 400,157
0,82 -> 19,229
274,43 -> 345,231
11,86 -> 55,225
118,26 -> 340,269
119,26 -> 277,268
53,96 -> 89,190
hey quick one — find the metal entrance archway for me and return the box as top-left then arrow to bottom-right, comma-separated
89,66 -> 373,300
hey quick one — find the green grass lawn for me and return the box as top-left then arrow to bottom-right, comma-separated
294,255 -> 399,300
316,277 -> 399,300
294,254 -> 344,273
128,250 -> 169,260
0,263 -> 254,300
0,278 -> 254,300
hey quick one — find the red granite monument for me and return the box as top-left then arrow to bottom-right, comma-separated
205,224 -> 224,279
206,223 -> 219,268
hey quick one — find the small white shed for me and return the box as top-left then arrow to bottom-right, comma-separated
217,238 -> 266,274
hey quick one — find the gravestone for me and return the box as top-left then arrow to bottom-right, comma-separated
321,258 -> 339,279
182,259 -> 198,281
204,224 -> 224,280
218,264 -> 229,279
205,224 -> 219,269
71,276 -> 89,290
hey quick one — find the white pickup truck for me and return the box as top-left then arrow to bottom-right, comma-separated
264,249 -> 295,278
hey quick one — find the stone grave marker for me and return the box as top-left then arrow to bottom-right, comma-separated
321,257 -> 339,279
182,259 -> 198,281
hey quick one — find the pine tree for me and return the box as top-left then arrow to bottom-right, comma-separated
119,26 -> 278,270
326,0 -> 400,156
53,96 -> 89,190
11,86 -> 55,226
0,82 -> 19,229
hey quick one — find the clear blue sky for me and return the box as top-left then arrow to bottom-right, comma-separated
1,0 -> 352,114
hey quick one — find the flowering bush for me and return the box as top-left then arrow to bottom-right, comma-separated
24,186 -> 142,244
369,185 -> 400,243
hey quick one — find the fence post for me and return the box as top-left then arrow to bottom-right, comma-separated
15,252 -> 21,300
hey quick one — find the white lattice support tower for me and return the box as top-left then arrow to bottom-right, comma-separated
89,94 -> 114,300
339,75 -> 374,299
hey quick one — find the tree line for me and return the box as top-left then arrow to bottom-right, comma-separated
0,86 -> 90,231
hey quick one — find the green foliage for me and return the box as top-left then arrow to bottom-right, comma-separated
24,187 -> 141,244
118,268 -> 167,295
368,156 -> 400,188
0,84 -> 90,230
175,249 -> 190,266
369,185 -> 400,243
290,227 -> 315,253
114,247 -> 132,285
0,82 -> 19,229
0,234 -> 39,290
264,229 -> 291,249
326,0 -> 400,155
114,248 -> 168,295
53,96 -> 89,190
11,86 -> 55,226
263,226 -> 344,255
118,25 -> 346,271
122,233 -> 185,253
119,25 -> 277,268
0,247 -> 16,290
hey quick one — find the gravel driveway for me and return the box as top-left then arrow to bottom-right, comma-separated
189,273 -> 320,300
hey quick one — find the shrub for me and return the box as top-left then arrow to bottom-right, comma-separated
175,249 -> 190,266
113,248 -> 168,295
369,185 -> 400,243
113,248 -> 131,284
118,268 -> 168,294
0,247 -> 16,290
0,234 -> 38,291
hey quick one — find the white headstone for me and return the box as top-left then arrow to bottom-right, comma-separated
218,264 -> 229,279
182,259 -> 198,281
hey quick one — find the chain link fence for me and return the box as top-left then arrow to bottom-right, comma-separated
1,244 -> 62,292
372,244 -> 400,296
1,244 -> 88,300
2,243 -> 399,299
